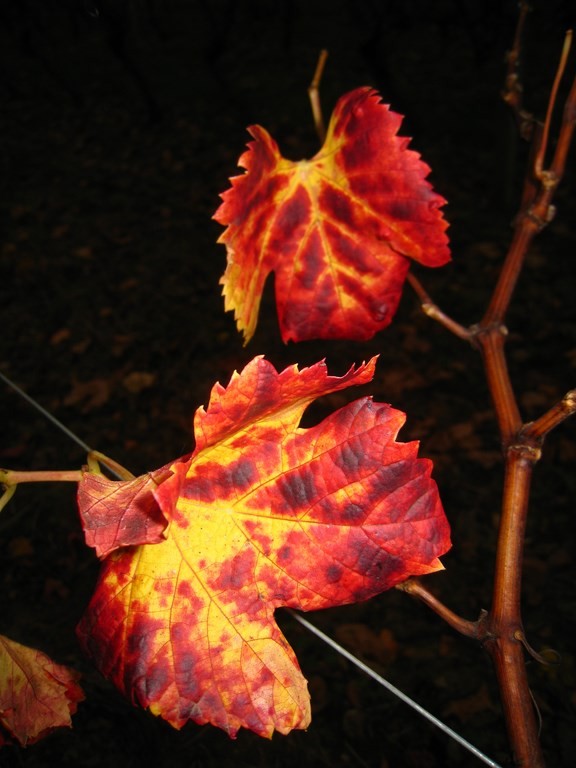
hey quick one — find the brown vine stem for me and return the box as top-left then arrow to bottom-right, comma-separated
472,33 -> 576,768
401,23 -> 575,768
475,324 -> 522,444
484,446 -> 543,768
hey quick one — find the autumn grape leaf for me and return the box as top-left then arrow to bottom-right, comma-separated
0,635 -> 84,747
214,86 -> 450,344
76,356 -> 450,739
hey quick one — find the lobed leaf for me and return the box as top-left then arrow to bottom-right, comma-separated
77,356 -> 450,738
215,87 -> 450,343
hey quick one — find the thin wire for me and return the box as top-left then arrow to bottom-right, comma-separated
0,370 -> 94,454
287,611 -> 504,768
1,369 -> 503,766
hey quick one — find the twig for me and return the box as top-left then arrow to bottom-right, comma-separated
534,30 -> 573,179
308,49 -> 329,143
502,0 -> 534,140
550,45 -> 576,178
522,388 -> 576,441
485,32 -> 575,331
396,578 -> 482,639
406,272 -> 474,342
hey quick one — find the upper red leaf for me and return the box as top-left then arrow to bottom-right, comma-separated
215,87 -> 450,343
76,356 -> 450,739
0,635 -> 84,747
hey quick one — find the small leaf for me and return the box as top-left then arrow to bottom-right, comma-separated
0,635 -> 84,747
215,87 -> 450,343
77,356 -> 450,738
78,467 -> 173,558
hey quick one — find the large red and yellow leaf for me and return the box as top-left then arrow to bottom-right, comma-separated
215,87 -> 450,344
77,356 -> 450,738
0,635 -> 84,747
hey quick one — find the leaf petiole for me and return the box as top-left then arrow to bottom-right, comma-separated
86,450 -> 135,481
0,468 -> 83,485
0,450 -> 134,516
0,467 -> 83,515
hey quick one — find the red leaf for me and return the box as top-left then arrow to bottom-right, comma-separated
77,356 -> 450,738
215,87 -> 450,343
0,635 -> 84,747
78,466 -> 173,558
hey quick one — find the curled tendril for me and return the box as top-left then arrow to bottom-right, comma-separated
514,629 -> 561,666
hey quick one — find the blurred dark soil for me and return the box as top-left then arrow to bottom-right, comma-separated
1,1 -> 575,766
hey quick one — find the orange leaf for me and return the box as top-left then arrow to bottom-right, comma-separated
0,635 -> 84,747
77,356 -> 450,738
215,87 -> 450,343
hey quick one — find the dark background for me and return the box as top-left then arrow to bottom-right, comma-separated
1,1 -> 575,766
